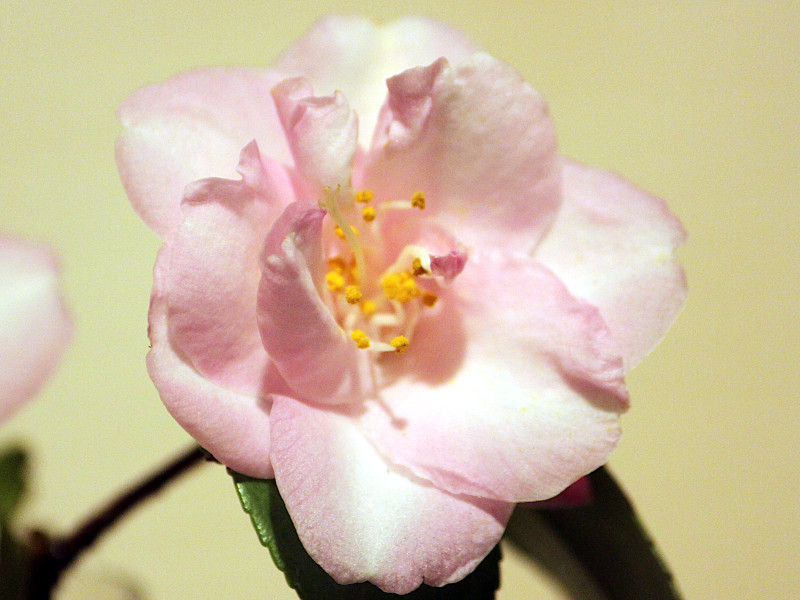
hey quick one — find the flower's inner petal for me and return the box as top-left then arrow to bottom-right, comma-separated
258,202 -> 372,404
272,78 -> 358,199
269,395 -> 511,594
362,54 -> 561,252
359,253 -> 629,503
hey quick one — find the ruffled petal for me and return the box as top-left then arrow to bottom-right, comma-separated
148,242 -> 275,478
360,252 -> 628,503
269,396 -> 511,593
257,202 -> 372,404
535,159 -> 688,368
116,68 -> 290,237
0,235 -> 72,422
272,78 -> 358,197
362,54 -> 561,250
274,15 -> 478,147
165,143 -> 293,398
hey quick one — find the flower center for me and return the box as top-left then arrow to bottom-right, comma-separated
319,186 -> 439,355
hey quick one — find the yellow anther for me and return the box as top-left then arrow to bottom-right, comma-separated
334,224 -> 359,240
421,292 -> 439,307
412,257 -> 429,276
350,329 -> 370,349
345,285 -> 363,304
381,271 -> 421,302
411,191 -> 426,209
355,189 -> 375,203
327,256 -> 346,274
362,206 -> 376,222
334,225 -> 359,239
326,271 -> 345,292
381,273 -> 402,299
390,336 -> 410,354
361,299 -> 377,317
401,278 -> 419,300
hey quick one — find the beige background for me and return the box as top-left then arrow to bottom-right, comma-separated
2,2 -> 798,598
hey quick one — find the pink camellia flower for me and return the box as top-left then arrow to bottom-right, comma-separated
116,16 -> 686,593
0,233 -> 72,423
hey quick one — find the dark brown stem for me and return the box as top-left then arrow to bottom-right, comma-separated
25,445 -> 206,600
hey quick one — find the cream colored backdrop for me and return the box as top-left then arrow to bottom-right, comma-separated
2,2 -> 798,599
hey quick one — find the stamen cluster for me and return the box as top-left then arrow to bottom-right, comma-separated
320,187 -> 436,355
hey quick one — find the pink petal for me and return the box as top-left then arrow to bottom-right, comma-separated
375,210 -> 467,271
270,395 -> 511,593
535,159 -> 688,368
148,242 -> 275,478
272,78 -> 358,197
0,235 -> 72,422
274,15 -> 478,147
360,253 -> 628,503
257,202 -> 372,404
430,250 -> 468,280
165,144 -> 293,398
362,54 -> 561,250
116,68 -> 290,237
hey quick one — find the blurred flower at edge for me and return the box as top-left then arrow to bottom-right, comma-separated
0,233 -> 72,423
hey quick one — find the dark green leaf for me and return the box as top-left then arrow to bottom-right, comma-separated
0,446 -> 28,521
504,508 -> 608,600
230,471 -> 501,599
506,467 -> 683,600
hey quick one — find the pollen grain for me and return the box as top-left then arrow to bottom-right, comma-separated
390,336 -> 410,353
326,271 -> 345,292
345,285 -> 363,304
350,330 -> 371,349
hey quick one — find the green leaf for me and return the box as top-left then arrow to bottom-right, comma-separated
0,446 -> 29,521
506,467 -> 683,600
230,471 -> 501,599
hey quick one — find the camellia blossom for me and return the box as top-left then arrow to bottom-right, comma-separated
116,16 -> 686,593
0,233 -> 72,423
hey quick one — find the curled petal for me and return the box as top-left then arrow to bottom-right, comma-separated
275,15 -> 478,147
148,243 -> 275,478
270,396 -> 511,593
116,68 -> 290,237
363,54 -> 561,250
0,235 -> 72,422
535,160 -> 688,368
257,203 -> 372,404
371,59 -> 447,151
361,253 -> 628,503
430,250 -> 468,280
165,145 -> 293,398
272,78 -> 357,195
